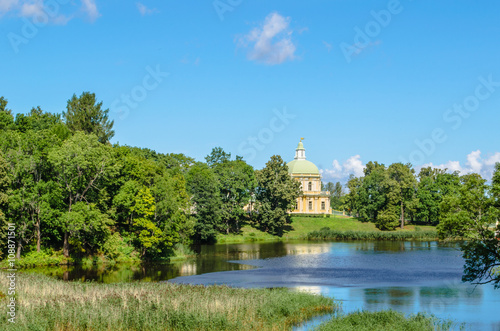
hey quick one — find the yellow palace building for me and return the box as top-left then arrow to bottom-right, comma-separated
287,140 -> 331,215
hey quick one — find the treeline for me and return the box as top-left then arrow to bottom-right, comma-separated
0,93 -> 300,262
340,161 -> 500,233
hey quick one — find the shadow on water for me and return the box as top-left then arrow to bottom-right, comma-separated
23,241 -> 310,283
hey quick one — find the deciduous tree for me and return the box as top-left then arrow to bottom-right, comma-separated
254,155 -> 301,236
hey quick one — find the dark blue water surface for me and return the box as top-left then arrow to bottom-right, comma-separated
169,241 -> 500,330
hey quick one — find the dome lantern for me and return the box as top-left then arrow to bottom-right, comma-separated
287,139 -> 320,175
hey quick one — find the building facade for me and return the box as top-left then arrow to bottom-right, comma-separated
287,140 -> 331,214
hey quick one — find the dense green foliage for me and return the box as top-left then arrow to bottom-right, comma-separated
0,272 -> 336,330
317,310 -> 455,331
0,94 -> 298,263
345,163 -> 465,230
253,155 -> 301,236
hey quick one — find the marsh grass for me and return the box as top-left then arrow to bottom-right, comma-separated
317,310 -> 457,331
306,228 -> 438,241
0,273 -> 336,330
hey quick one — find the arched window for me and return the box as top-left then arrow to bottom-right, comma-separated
308,182 -> 312,191
308,201 -> 313,210
321,201 -> 325,210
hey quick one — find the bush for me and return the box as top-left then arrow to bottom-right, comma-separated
172,243 -> 195,260
101,233 -> 139,262
0,249 -> 69,268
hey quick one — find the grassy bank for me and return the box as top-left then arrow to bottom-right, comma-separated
0,273 -> 336,330
316,310 -> 455,331
306,228 -> 438,241
217,216 -> 438,243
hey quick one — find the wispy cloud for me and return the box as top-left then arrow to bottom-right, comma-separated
237,12 -> 298,65
136,2 -> 158,16
20,0 -> 43,17
0,0 -> 90,24
81,0 -> 100,22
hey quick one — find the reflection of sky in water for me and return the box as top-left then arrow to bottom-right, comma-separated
170,241 -> 500,330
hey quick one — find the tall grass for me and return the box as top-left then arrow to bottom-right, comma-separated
0,272 -> 337,330
306,228 -> 438,241
317,310 -> 457,331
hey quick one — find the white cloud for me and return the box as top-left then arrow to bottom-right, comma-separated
321,150 -> 500,184
81,0 -> 99,22
20,0 -> 43,17
321,155 -> 365,183
136,2 -> 158,16
237,12 -> 297,65
0,0 -> 77,24
419,150 -> 500,181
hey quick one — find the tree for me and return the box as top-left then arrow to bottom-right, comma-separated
0,128 -> 64,256
152,170 -> 195,245
438,173 -> 489,239
438,170 -> 500,288
415,168 -> 460,224
59,202 -> 112,256
130,187 -> 167,258
205,147 -> 231,167
186,163 -> 223,243
323,181 -> 345,210
49,132 -> 117,256
254,155 -> 301,236
344,175 -> 363,217
63,92 -> 114,143
0,152 -> 10,249
361,161 -> 388,222
386,163 -> 417,229
206,147 -> 256,234
0,96 -> 14,131
14,107 -> 62,133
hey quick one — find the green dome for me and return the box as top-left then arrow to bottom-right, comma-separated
287,160 -> 320,175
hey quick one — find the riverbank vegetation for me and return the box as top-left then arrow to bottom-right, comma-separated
316,310 -> 455,331
306,228 -> 438,241
0,273 -> 336,330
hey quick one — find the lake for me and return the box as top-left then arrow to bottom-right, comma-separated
32,241 -> 500,330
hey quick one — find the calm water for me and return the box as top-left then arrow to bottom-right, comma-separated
31,241 -> 500,330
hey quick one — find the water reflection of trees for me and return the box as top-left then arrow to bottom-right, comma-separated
198,242 -> 331,260
354,241 -> 437,253
24,242 -> 332,283
363,287 -> 416,308
26,256 -> 257,283
419,285 -> 483,309
362,285 -> 483,310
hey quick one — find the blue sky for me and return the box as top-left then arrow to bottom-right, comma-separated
1,0 -> 499,182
